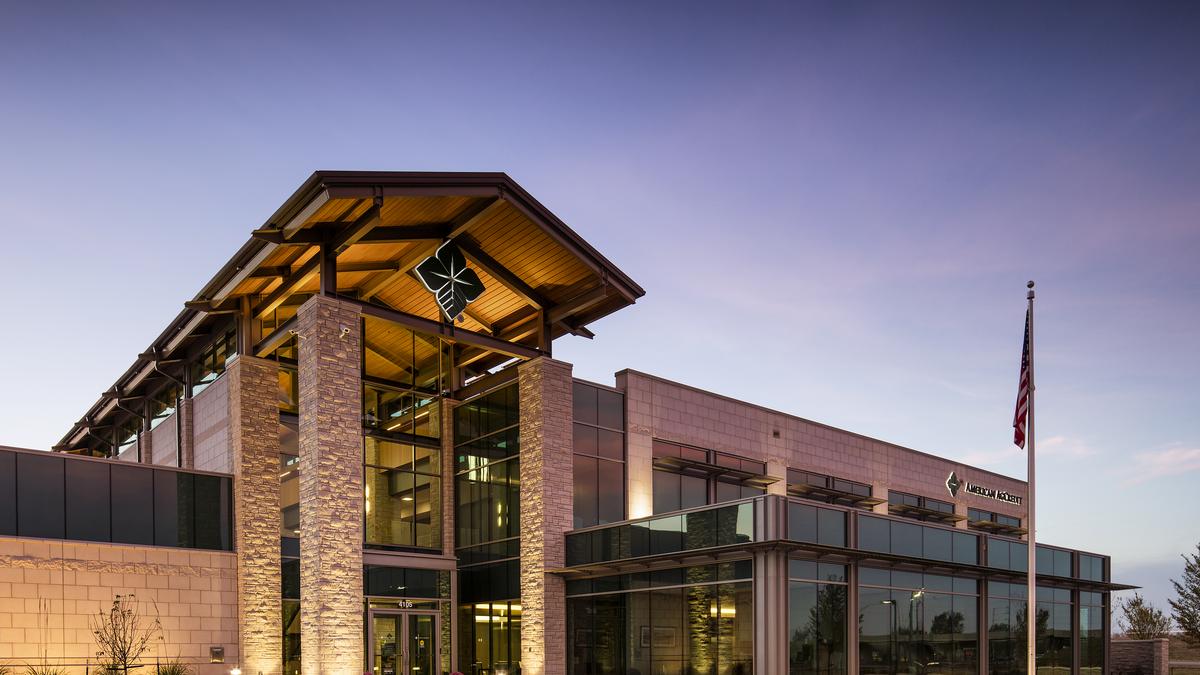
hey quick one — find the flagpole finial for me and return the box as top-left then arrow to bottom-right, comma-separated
1027,280 -> 1035,300
1027,280 -> 1035,289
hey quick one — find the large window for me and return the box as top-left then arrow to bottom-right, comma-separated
459,600 -> 521,675
888,490 -> 956,522
454,383 -> 522,675
567,562 -> 754,675
279,420 -> 300,538
1080,591 -> 1105,675
365,436 -> 442,550
860,568 -> 979,675
967,507 -> 1021,530
149,383 -> 181,429
789,560 -> 848,675
987,582 -> 1075,675
566,500 -> 755,566
572,381 -> 626,528
190,327 -> 237,396
787,501 -> 847,547
787,469 -> 874,509
1036,586 -> 1074,674
652,440 -> 766,514
1079,554 -> 1106,582
0,447 -> 231,550
858,515 -> 978,565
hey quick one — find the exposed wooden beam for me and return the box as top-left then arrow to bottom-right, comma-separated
254,254 -> 319,319
356,198 -> 503,301
348,297 -> 542,361
359,245 -> 436,301
548,285 -> 611,323
184,299 -> 240,314
330,201 -> 382,253
253,315 -> 297,358
364,342 -> 416,378
251,228 -> 327,245
461,307 -> 494,335
250,260 -> 403,279
456,234 -> 549,309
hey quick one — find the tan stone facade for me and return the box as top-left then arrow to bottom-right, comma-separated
0,536 -> 237,674
518,357 -> 574,675
228,354 -> 283,675
296,295 -> 364,675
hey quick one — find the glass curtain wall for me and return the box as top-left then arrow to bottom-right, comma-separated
572,381 -> 626,528
859,568 -> 979,675
986,582 -> 1074,675
1079,592 -> 1104,675
1035,587 -> 1073,674
566,561 -> 754,675
987,582 -> 1027,675
363,317 -> 445,551
788,560 -> 848,675
455,383 -> 522,675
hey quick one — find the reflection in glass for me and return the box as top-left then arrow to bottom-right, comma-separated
365,437 -> 442,550
567,577 -> 753,675
861,579 -> 979,674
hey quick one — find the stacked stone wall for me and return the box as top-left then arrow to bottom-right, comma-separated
297,296 -> 364,675
519,357 -> 574,675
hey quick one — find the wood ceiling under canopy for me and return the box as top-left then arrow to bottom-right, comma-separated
57,171 -> 644,453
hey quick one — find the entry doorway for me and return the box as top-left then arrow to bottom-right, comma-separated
369,610 -> 439,675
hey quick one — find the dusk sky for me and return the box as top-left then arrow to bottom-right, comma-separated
1,2 -> 1197,612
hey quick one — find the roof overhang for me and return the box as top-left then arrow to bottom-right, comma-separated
57,171 -> 644,452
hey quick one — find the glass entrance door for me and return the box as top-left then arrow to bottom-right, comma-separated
370,611 -> 438,675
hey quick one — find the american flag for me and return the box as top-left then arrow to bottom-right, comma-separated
1013,309 -> 1031,448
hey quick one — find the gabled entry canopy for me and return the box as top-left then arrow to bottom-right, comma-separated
57,171 -> 644,453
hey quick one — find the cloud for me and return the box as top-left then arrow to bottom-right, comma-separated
1038,435 -> 1097,458
961,446 -> 1023,467
961,435 -> 1095,468
1122,445 -> 1200,486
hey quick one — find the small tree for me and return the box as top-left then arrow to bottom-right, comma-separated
91,594 -> 162,673
1171,542 -> 1200,646
1118,592 -> 1172,639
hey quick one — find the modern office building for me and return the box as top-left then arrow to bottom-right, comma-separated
0,172 -> 1127,675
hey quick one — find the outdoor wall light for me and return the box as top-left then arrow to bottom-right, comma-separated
229,669 -> 242,675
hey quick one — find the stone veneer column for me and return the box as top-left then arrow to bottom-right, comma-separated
228,354 -> 283,675
518,357 -> 574,675
297,295 -> 364,675
178,397 -> 195,468
615,370 -> 654,519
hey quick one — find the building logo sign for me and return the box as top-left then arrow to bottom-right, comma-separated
945,471 -> 1022,505
415,241 -> 485,322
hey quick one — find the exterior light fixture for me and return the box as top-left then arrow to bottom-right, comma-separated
230,669 -> 242,675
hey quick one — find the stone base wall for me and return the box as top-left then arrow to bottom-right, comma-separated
0,536 -> 238,674
1112,638 -> 1169,675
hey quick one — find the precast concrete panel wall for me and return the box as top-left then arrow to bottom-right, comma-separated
151,412 -> 179,467
0,536 -> 238,674
191,376 -> 231,474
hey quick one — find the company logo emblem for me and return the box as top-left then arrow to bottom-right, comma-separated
944,471 -> 1023,505
415,241 -> 485,321
946,471 -> 961,497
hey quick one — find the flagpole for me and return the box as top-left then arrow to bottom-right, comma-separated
1026,280 -> 1037,675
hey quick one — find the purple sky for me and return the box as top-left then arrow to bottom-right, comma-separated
2,2 -> 1197,613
